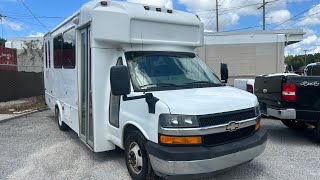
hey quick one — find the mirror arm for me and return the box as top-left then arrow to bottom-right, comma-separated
123,94 -> 146,101
123,93 -> 159,114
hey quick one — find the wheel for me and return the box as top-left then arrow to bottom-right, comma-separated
314,121 -> 320,141
281,120 -> 307,130
124,131 -> 156,180
55,107 -> 68,131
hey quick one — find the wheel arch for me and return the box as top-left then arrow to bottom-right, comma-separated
122,122 -> 150,148
55,100 -> 63,118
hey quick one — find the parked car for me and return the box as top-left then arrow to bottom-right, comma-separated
234,79 -> 255,93
255,73 -> 320,139
305,62 -> 320,76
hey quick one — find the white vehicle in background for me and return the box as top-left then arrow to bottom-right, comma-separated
43,1 -> 267,179
305,62 -> 320,76
234,79 -> 255,94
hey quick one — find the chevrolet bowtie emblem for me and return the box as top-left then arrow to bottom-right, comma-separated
226,122 -> 240,132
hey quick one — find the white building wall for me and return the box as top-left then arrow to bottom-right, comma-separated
5,37 -> 43,72
196,31 -> 296,84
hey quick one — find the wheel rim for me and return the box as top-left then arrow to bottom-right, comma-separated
127,142 -> 143,174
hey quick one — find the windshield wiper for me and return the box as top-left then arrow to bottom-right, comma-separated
183,81 -> 221,86
140,83 -> 181,89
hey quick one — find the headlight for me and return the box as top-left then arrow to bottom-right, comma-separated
254,104 -> 261,116
159,114 -> 199,128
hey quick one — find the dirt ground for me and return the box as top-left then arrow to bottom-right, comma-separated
0,96 -> 47,114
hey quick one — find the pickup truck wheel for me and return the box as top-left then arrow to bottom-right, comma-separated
314,121 -> 320,141
281,120 -> 307,130
124,131 -> 156,180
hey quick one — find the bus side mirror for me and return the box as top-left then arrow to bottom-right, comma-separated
110,65 -> 131,96
221,63 -> 229,83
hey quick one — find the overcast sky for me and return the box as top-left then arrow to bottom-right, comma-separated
0,0 -> 319,55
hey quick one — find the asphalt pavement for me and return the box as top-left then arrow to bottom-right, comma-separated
0,110 -> 319,180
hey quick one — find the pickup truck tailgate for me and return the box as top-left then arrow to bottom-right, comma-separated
286,76 -> 320,113
255,76 -> 284,109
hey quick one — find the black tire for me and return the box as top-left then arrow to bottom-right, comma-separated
314,121 -> 320,141
281,120 -> 307,130
124,130 -> 156,180
55,107 -> 68,131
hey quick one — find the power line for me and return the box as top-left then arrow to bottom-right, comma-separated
19,0 -> 50,31
287,11 -> 320,27
1,18 -> 21,37
270,3 -> 319,29
5,16 -> 51,28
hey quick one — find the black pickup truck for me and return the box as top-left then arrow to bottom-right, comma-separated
255,73 -> 320,139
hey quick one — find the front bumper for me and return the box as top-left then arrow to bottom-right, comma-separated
146,129 -> 267,177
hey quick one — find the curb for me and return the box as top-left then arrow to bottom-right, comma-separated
0,107 -> 49,124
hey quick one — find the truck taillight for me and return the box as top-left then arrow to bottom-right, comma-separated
247,84 -> 253,93
282,83 -> 296,101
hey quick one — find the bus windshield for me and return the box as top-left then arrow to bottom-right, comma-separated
125,51 -> 222,91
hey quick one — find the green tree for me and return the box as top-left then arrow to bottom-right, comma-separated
0,38 -> 6,47
285,53 -> 320,71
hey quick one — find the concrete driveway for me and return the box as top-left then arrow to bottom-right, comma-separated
0,110 -> 319,180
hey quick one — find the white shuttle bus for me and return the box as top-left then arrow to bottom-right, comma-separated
43,1 -> 267,179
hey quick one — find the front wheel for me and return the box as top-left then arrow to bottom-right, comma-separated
124,131 -> 155,180
55,107 -> 68,131
281,120 -> 307,130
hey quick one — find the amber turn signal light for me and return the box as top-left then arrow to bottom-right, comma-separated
160,135 -> 202,145
255,121 -> 261,131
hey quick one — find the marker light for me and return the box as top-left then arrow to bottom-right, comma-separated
144,6 -> 150,10
160,135 -> 202,145
255,121 -> 261,131
156,8 -> 161,12
100,1 -> 108,6
167,9 -> 173,13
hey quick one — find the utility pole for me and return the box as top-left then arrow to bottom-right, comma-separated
258,0 -> 268,30
304,50 -> 308,67
216,0 -> 219,32
0,14 -> 4,39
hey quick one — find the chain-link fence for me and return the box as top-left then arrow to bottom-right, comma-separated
0,46 -> 44,102
0,64 -> 44,102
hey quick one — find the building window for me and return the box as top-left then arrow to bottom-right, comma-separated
54,34 -> 63,68
63,28 -> 76,69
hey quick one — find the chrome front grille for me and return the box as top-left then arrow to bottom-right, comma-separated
198,108 -> 256,127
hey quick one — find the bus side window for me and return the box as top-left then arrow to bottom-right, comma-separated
63,28 -> 76,69
48,41 -> 51,68
45,42 -> 48,68
109,57 -> 123,128
54,34 -> 63,68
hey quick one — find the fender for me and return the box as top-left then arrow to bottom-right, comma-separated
122,121 -> 151,147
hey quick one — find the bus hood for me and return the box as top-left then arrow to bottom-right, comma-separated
153,86 -> 258,115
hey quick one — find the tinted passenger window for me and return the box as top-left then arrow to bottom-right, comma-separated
312,65 -> 320,76
48,41 -> 51,68
54,35 -> 63,68
63,28 -> 76,68
306,67 -> 312,76
45,42 -> 48,68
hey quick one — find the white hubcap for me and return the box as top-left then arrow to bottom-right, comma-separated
128,142 -> 143,174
